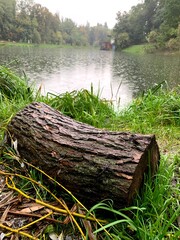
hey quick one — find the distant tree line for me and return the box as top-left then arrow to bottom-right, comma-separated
113,0 -> 180,51
0,0 -> 111,46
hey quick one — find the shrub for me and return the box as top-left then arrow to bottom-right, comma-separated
147,30 -> 159,43
166,38 -> 180,50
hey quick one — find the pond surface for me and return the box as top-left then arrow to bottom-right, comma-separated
0,45 -> 179,107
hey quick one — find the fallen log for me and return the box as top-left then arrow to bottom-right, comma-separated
7,102 -> 160,209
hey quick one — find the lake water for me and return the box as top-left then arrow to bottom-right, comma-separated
0,46 -> 179,107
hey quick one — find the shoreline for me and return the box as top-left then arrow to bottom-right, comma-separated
122,43 -> 180,55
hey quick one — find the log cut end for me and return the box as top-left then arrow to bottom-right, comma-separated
128,135 -> 160,205
6,102 -> 160,209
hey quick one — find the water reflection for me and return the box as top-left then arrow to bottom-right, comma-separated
0,46 -> 179,107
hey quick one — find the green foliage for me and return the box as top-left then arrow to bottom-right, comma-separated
32,28 -> 41,44
115,32 -> 130,49
0,0 -> 16,40
114,0 -> 180,51
113,7 -> 146,47
163,0 -> 180,28
147,30 -> 159,43
166,38 -> 180,51
0,0 -> 111,47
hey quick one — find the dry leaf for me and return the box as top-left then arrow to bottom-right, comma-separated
20,203 -> 44,213
79,208 -> 96,240
58,232 -> 64,240
0,191 -> 14,207
49,233 -> 58,240
0,205 -> 11,222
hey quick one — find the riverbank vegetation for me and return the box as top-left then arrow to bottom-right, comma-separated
1,0 -> 179,53
0,0 -> 111,47
122,43 -> 180,55
113,0 -> 180,52
121,44 -> 147,54
0,66 -> 179,239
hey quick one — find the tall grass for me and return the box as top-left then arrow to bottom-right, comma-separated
133,155 -> 179,239
0,65 -> 33,101
114,83 -> 180,153
0,66 -> 179,239
0,65 -> 36,140
41,86 -> 115,128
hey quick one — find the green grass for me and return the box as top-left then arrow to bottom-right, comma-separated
133,155 -> 180,240
122,43 -> 180,55
0,41 -> 93,49
114,83 -> 180,153
122,44 -> 148,54
0,41 -> 63,48
0,66 -> 179,239
40,87 -> 115,128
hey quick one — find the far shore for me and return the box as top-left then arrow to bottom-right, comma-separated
122,43 -> 180,55
0,40 -> 179,56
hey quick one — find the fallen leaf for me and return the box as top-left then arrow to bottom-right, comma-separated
20,203 -> 44,213
0,191 -> 14,207
0,205 -> 11,222
58,232 -> 64,240
49,233 -> 58,240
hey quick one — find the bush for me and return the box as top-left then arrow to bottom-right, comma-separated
147,30 -> 159,43
166,38 -> 180,50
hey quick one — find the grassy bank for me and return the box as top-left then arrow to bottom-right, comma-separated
122,43 -> 180,55
122,44 -> 148,54
0,66 -> 179,239
0,41 -> 93,50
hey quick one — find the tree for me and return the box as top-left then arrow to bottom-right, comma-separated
163,0 -> 180,28
60,18 -> 76,45
0,0 -> 111,46
15,0 -> 37,42
0,0 -> 16,40
114,0 -> 180,50
32,28 -> 41,43
128,4 -> 146,43
15,0 -> 34,14
30,4 -> 52,43
113,5 -> 146,48
115,32 -> 129,49
143,0 -> 160,32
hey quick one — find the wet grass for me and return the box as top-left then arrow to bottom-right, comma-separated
114,83 -> 180,154
40,87 -> 115,128
0,41 -> 92,50
0,66 -> 179,239
122,44 -> 180,55
122,44 -> 148,54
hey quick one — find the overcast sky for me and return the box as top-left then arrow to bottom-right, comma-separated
34,0 -> 142,28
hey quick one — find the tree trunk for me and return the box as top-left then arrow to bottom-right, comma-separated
7,102 -> 160,209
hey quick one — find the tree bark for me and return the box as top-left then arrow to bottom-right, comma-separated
7,102 -> 160,209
